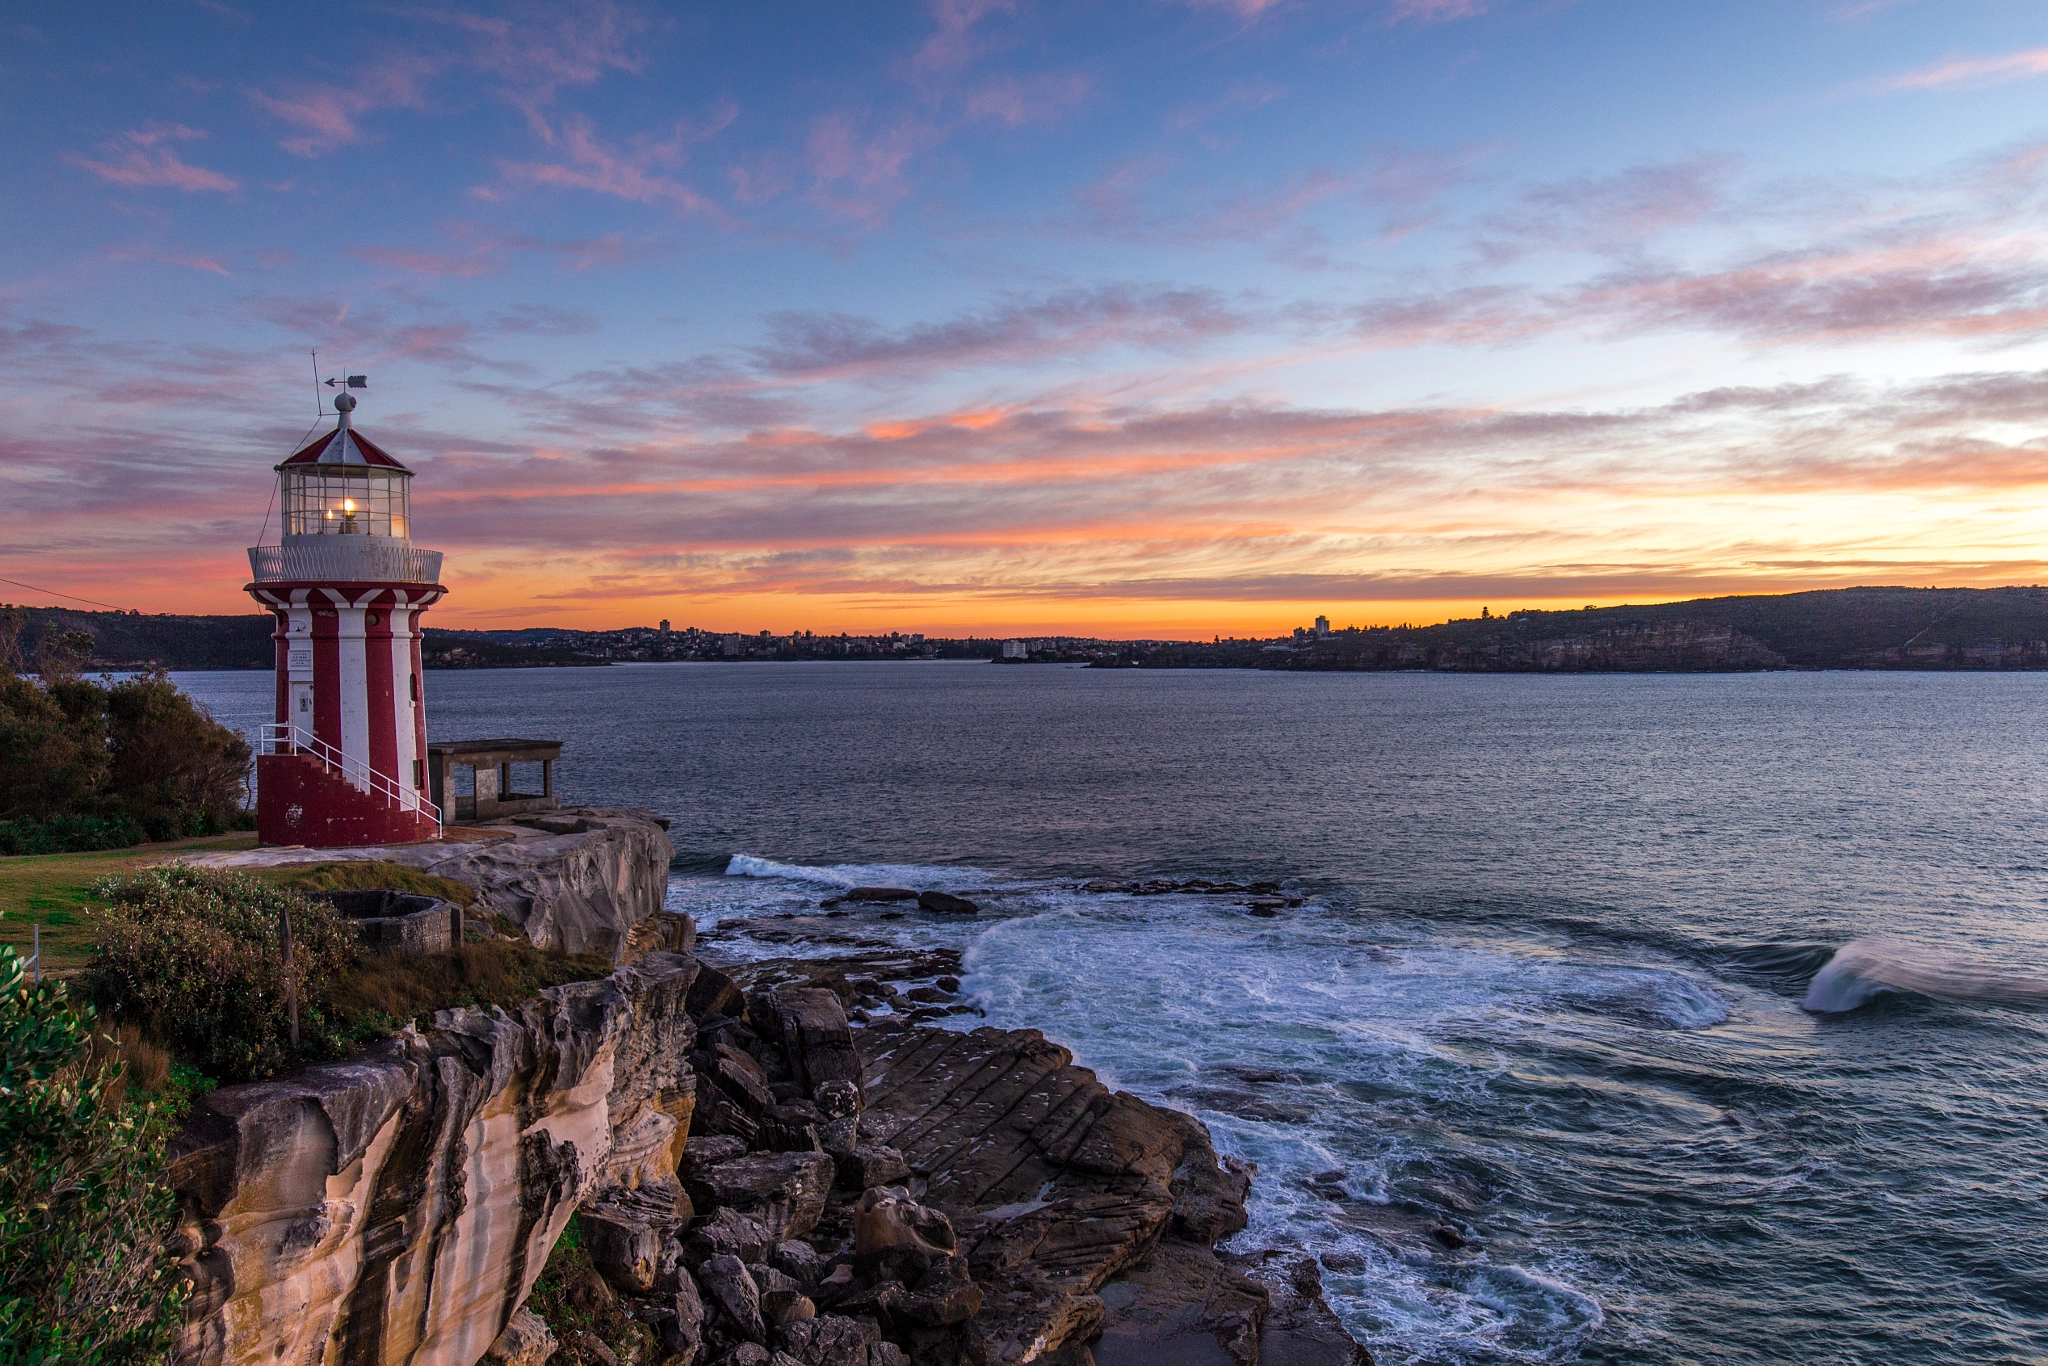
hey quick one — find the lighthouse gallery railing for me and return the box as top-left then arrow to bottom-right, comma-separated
248,541 -> 444,584
260,724 -> 442,832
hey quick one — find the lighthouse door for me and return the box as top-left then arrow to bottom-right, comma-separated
291,682 -> 313,732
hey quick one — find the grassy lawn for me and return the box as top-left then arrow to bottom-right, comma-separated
0,833 -> 260,971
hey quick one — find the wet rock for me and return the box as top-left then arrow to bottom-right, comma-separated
1224,1251 -> 1374,1365
688,962 -> 748,1021
693,1152 -> 837,1243
1431,1224 -> 1468,1249
580,1203 -> 665,1294
917,891 -> 979,914
687,1207 -> 775,1266
1086,1241 -> 1266,1366
867,1345 -> 909,1366
681,1134 -> 751,1173
701,1254 -> 768,1343
761,988 -> 865,1100
1245,898 -> 1285,917
904,986 -> 954,1004
934,976 -> 961,993
844,887 -> 918,903
772,1240 -> 826,1287
837,1145 -> 911,1191
852,1187 -> 958,1258
854,1018 -> 1256,1364
646,1270 -> 708,1363
776,1315 -> 880,1366
711,1346 -> 770,1366
484,1309 -> 557,1366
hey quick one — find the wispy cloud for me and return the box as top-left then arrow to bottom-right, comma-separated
104,246 -> 232,276
487,108 -> 734,218
1888,46 -> 2048,91
248,55 -> 436,156
63,125 -> 238,192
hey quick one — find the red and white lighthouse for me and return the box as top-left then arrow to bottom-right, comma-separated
245,391 -> 446,846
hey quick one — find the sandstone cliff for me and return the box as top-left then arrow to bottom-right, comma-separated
168,953 -> 702,1366
188,809 -> 676,960
168,950 -> 1366,1366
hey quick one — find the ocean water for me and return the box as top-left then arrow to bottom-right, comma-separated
176,663 -> 2048,1364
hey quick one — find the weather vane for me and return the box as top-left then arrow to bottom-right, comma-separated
309,349 -> 369,415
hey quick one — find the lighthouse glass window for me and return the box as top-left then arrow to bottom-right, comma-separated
283,467 -> 410,539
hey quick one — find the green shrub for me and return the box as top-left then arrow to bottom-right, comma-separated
0,815 -> 149,857
101,673 -> 251,842
87,867 -> 360,1083
0,945 -> 188,1366
0,667 -> 250,847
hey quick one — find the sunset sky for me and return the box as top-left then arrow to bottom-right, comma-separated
5,0 -> 2047,636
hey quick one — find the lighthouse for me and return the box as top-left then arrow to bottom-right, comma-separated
245,389 -> 446,846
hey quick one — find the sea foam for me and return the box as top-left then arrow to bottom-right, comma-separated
1803,936 -> 2048,1013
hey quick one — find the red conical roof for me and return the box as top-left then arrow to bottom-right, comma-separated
278,423 -> 412,472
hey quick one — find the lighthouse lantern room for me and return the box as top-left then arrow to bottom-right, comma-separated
245,389 -> 447,846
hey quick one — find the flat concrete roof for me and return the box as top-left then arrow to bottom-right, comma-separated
428,738 -> 562,759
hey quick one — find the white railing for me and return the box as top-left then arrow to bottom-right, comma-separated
261,723 -> 441,832
248,540 -> 444,584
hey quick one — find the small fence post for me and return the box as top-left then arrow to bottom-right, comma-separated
31,923 -> 40,987
279,903 -> 298,1048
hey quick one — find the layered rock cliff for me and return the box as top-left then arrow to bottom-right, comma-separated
167,949 -> 1366,1366
168,953 -> 702,1366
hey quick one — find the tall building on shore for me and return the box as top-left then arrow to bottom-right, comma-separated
244,391 -> 446,846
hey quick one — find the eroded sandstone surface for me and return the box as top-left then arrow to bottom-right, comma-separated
188,807 -> 675,958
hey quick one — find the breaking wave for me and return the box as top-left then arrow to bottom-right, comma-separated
1803,936 -> 2048,1013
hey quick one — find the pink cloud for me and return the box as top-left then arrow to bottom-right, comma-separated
913,0 -> 1017,76
1172,0 -> 1291,20
1389,0 -> 1488,20
63,126 -> 238,192
965,72 -> 1092,127
104,247 -> 232,277
433,1 -> 653,137
248,56 -> 435,156
492,112 -> 731,219
805,113 -> 937,224
1889,47 -> 2048,91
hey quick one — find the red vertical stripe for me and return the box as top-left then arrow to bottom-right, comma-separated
365,597 -> 398,781
312,608 -> 341,751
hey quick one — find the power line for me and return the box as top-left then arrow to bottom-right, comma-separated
0,577 -> 130,612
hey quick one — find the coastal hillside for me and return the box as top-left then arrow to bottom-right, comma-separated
13,585 -> 2048,672
1240,586 -> 2048,672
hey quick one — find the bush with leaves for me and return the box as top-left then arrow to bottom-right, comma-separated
101,672 -> 251,841
88,867 -> 360,1083
0,648 -> 250,845
0,945 -> 189,1366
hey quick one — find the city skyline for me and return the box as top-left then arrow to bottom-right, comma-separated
5,0 -> 2047,634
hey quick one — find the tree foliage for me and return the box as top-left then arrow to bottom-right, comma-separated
88,867 -> 360,1083
0,945 -> 188,1366
0,653 -> 250,845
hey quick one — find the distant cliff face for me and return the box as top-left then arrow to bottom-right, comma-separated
168,954 -> 702,1366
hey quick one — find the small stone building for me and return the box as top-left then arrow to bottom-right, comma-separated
428,738 -> 561,822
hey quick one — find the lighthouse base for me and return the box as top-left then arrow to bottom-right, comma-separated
257,754 -> 440,848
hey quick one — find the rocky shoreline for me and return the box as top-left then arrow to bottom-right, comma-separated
163,810 -> 1367,1366
165,930 -> 1367,1366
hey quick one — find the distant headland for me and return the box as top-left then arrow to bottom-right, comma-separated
12,585 -> 2048,673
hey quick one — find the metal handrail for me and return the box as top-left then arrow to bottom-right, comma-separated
260,723 -> 442,832
247,542 -> 444,584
